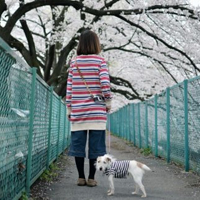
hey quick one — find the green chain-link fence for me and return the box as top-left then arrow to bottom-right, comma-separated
109,78 -> 200,174
0,38 -> 70,200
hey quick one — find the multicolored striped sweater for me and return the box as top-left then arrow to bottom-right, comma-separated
66,55 -> 112,131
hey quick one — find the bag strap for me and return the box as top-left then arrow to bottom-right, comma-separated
75,58 -> 94,98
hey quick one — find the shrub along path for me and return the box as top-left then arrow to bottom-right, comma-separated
31,134 -> 200,200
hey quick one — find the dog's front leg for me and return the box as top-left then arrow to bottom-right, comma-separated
107,175 -> 114,196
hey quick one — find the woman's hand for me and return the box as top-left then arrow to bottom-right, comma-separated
106,106 -> 111,113
106,101 -> 111,113
67,107 -> 71,120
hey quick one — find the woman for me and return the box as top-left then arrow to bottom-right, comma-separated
66,30 -> 112,187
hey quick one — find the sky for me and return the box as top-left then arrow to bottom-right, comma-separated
190,0 -> 200,6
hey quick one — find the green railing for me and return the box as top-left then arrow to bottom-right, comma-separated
0,38 -> 70,200
109,77 -> 200,174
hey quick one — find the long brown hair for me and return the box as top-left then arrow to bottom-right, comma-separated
77,30 -> 101,55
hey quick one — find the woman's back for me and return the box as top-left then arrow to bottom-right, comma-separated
66,55 -> 111,131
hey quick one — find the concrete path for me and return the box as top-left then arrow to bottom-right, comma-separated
36,135 -> 200,200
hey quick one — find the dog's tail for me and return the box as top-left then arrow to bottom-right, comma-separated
137,162 -> 151,171
142,164 -> 151,171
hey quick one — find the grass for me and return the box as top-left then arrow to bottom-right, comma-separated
20,192 -> 28,200
140,147 -> 152,156
40,162 -> 60,182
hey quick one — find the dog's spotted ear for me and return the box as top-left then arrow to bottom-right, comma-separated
106,157 -> 111,162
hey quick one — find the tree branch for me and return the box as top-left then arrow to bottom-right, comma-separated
0,0 -> 7,18
47,36 -> 77,85
1,1 -> 198,39
20,19 -> 42,77
111,87 -> 144,101
44,44 -> 55,81
110,75 -> 141,97
1,0 -> 83,39
116,15 -> 200,74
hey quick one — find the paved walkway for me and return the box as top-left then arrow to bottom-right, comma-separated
33,134 -> 200,200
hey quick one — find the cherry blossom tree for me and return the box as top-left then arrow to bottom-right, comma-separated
0,0 -> 200,105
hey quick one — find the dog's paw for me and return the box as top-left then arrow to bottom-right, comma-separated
107,192 -> 114,196
107,189 -> 111,193
141,194 -> 147,198
132,192 -> 137,195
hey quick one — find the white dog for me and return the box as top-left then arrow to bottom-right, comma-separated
96,154 -> 151,197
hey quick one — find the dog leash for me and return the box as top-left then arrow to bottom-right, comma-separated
107,114 -> 111,154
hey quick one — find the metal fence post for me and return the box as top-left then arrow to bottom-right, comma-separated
63,104 -> 67,151
118,109 -> 121,137
123,107 -> 125,138
26,68 -> 37,195
184,80 -> 189,171
127,105 -> 129,140
123,105 -> 126,139
138,103 -> 141,148
127,105 -> 129,141
129,104 -> 131,142
166,87 -> 171,163
145,102 -> 149,148
110,113 -> 112,133
115,113 -> 117,134
67,113 -> 71,146
56,97 -> 62,159
155,94 -> 158,157
115,112 -> 117,135
46,86 -> 53,168
117,108 -> 120,137
132,104 -> 136,146
118,110 -> 120,137
122,107 -> 124,138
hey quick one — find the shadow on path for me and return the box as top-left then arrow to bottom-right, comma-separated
31,134 -> 200,200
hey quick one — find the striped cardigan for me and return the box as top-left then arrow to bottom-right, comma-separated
66,55 -> 112,131
104,160 -> 130,178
